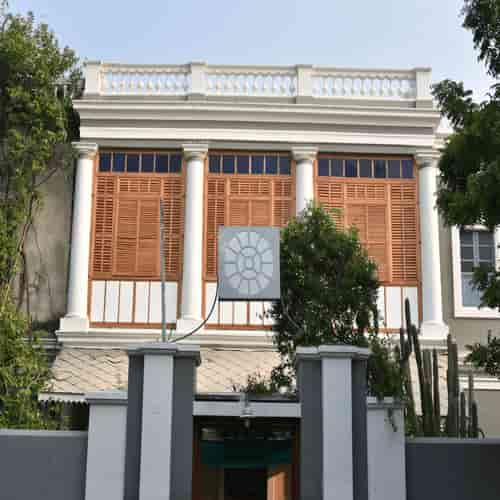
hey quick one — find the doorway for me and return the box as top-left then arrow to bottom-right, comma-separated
193,417 -> 299,500
224,469 -> 267,500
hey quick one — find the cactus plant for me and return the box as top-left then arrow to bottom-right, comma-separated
399,298 -> 481,437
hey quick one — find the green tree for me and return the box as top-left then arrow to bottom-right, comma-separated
269,205 -> 403,398
0,4 -> 80,427
432,0 -> 500,308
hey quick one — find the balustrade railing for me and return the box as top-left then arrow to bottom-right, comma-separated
84,62 -> 429,102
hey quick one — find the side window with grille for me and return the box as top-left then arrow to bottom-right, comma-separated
460,229 -> 495,306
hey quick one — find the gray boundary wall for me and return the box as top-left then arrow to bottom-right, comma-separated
0,429 -> 87,500
406,438 -> 500,500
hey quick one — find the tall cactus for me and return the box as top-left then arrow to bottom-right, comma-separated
400,298 -> 481,437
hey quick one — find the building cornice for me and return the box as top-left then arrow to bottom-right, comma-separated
56,328 -> 276,350
75,99 -> 440,146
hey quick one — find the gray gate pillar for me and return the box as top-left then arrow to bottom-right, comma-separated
123,343 -> 201,500
297,345 -> 370,500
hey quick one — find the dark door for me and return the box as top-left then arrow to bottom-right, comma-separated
224,468 -> 267,500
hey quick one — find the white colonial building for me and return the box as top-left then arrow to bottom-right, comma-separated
58,62 -> 446,344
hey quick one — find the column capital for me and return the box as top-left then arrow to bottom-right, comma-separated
72,142 -> 98,159
182,143 -> 208,162
415,150 -> 440,169
291,145 -> 318,162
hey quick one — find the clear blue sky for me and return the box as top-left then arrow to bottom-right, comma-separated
11,0 -> 495,99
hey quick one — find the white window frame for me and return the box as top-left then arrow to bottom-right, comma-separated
451,225 -> 500,318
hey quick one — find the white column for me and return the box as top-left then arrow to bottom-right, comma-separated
60,142 -> 98,332
177,144 -> 208,333
292,146 -> 317,215
416,152 -> 448,339
85,392 -> 127,500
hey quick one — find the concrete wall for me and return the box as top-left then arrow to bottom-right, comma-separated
367,400 -> 405,500
367,398 -> 406,500
20,168 -> 73,323
85,393 -> 127,500
406,438 -> 500,500
0,429 -> 87,500
474,389 -> 500,437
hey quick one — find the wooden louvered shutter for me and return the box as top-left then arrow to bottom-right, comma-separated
115,199 -> 138,275
346,204 -> 389,281
230,199 -> 251,225
114,198 -> 160,277
206,178 -> 226,279
93,177 -> 115,276
137,199 -> 160,276
366,205 -> 388,281
390,184 -> 418,283
251,199 -> 272,225
163,178 -> 184,278
273,179 -> 293,227
317,181 -> 344,228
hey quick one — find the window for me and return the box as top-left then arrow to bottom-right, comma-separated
205,151 -> 294,329
460,229 -> 495,307
317,157 -> 413,179
92,150 -> 184,282
98,152 -> 183,174
316,155 -> 419,285
452,226 -> 500,318
207,153 -> 292,176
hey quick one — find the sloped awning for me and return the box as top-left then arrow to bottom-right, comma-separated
40,345 -> 452,414
40,347 -> 281,403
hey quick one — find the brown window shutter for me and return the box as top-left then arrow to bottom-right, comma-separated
346,204 -> 388,281
137,199 -> 160,276
317,180 -> 344,228
92,168 -> 184,281
114,198 -> 139,275
390,185 -> 418,283
206,178 -> 226,279
273,179 -> 293,227
230,199 -> 251,225
251,199 -> 272,226
93,177 -> 116,276
163,178 -> 184,279
366,205 -> 389,282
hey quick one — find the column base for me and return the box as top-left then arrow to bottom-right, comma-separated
176,317 -> 204,335
59,315 -> 89,332
419,320 -> 449,341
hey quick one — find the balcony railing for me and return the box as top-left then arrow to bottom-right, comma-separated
83,61 -> 432,103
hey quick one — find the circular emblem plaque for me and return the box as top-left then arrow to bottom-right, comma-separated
223,230 -> 274,296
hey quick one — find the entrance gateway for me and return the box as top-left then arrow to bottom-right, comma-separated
84,343 -> 406,500
194,417 -> 299,500
83,225 -> 405,500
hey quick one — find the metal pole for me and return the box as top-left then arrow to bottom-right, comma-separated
160,199 -> 167,343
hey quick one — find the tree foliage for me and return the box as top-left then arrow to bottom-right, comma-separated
0,4 -> 80,427
466,332 -> 500,377
269,204 -> 403,399
432,0 -> 500,309
0,302 -> 57,428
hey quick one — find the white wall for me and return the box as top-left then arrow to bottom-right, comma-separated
85,395 -> 127,500
367,399 -> 406,500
